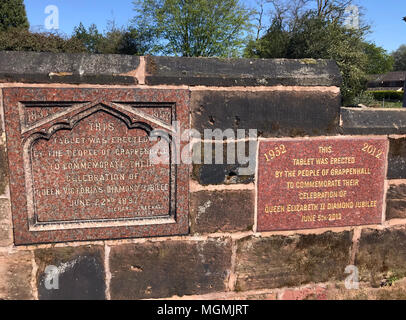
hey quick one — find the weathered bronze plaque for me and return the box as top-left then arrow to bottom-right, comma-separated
3,88 -> 189,244
257,137 -> 388,231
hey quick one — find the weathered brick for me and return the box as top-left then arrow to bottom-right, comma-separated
0,113 -> 3,137
0,185 -> 12,247
0,223 -> 11,247
0,250 -> 33,300
386,184 -> 406,220
0,198 -> 10,222
281,285 -> 328,300
110,238 -> 232,299
355,227 -> 406,287
225,291 -> 277,300
0,51 -> 139,85
235,232 -> 352,291
325,279 -> 406,300
145,56 -> 342,87
388,138 -> 406,179
191,90 -> 341,138
35,245 -> 105,300
0,143 -> 8,196
341,107 -> 406,135
190,190 -> 254,234
192,141 -> 256,185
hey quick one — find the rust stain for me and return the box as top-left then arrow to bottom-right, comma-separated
48,72 -> 73,77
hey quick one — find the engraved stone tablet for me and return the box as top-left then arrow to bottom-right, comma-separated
257,137 -> 388,231
3,88 -> 189,245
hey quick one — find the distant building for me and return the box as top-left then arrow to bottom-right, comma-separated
367,71 -> 406,91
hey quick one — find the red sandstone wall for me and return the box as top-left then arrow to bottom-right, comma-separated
0,53 -> 406,300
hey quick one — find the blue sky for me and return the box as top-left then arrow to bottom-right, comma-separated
24,0 -> 406,53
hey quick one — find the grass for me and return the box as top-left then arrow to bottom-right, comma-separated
350,91 -> 404,108
368,100 -> 403,108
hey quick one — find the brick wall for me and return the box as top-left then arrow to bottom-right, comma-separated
0,52 -> 406,300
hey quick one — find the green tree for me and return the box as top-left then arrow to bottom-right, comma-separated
72,22 -> 153,55
392,45 -> 406,71
115,28 -> 153,55
245,17 -> 289,58
0,28 -> 86,53
0,0 -> 29,31
99,22 -> 155,55
245,13 -> 369,103
244,1 -> 390,104
363,43 -> 393,74
132,0 -> 253,57
72,23 -> 103,53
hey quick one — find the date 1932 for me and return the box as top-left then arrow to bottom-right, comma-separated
264,144 -> 287,162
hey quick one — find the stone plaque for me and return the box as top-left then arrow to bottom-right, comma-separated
257,137 -> 388,231
3,88 -> 189,245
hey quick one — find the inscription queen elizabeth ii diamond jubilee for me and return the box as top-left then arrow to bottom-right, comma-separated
257,137 -> 389,231
3,88 -> 190,245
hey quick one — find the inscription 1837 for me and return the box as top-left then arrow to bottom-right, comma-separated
257,137 -> 388,231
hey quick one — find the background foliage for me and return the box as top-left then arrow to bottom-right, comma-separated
244,0 -> 394,104
131,0 -> 253,57
392,45 -> 406,72
0,0 -> 405,106
0,0 -> 29,31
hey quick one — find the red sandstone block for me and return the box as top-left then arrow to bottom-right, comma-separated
0,199 -> 10,221
388,137 -> 406,179
190,190 -> 254,234
110,238 -> 232,299
0,143 -> 8,196
0,250 -> 33,300
191,90 -> 341,138
235,232 -> 352,291
34,245 -> 105,300
225,292 -> 277,300
386,184 -> 406,220
281,286 -> 328,300
324,279 -> 406,300
0,199 -> 12,246
191,141 -> 256,185
355,227 -> 406,287
0,223 -> 11,247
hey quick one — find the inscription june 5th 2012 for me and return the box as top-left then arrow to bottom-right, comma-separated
31,111 -> 171,222
257,138 -> 388,231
